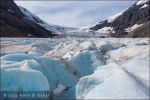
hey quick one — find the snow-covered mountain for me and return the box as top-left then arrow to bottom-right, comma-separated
1,0 -> 87,37
19,6 -> 78,34
90,0 -> 150,37
0,0 -> 95,37
0,0 -> 56,37
19,6 -> 94,36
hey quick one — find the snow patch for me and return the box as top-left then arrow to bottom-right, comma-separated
140,4 -> 149,9
95,27 -> 114,36
106,10 -> 126,23
136,0 -> 149,5
8,9 -> 14,13
125,24 -> 143,32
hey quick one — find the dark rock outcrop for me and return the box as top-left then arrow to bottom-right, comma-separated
0,0 -> 56,37
90,0 -> 150,37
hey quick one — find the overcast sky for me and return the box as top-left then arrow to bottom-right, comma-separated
14,1 -> 137,27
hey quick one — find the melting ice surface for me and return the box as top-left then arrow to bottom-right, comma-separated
0,37 -> 149,99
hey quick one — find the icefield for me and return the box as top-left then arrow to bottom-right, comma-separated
0,37 -> 149,99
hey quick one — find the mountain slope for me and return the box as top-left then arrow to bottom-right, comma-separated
90,0 -> 150,37
18,6 -> 78,35
0,0 -> 56,37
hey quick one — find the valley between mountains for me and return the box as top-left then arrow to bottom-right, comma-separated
0,0 -> 149,99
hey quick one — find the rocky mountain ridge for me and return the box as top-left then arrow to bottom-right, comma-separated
90,0 -> 150,37
18,6 -> 79,35
0,0 -> 56,37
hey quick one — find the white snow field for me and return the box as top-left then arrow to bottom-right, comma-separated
0,37 -> 149,99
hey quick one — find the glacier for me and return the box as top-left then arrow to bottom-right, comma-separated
0,37 -> 149,99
